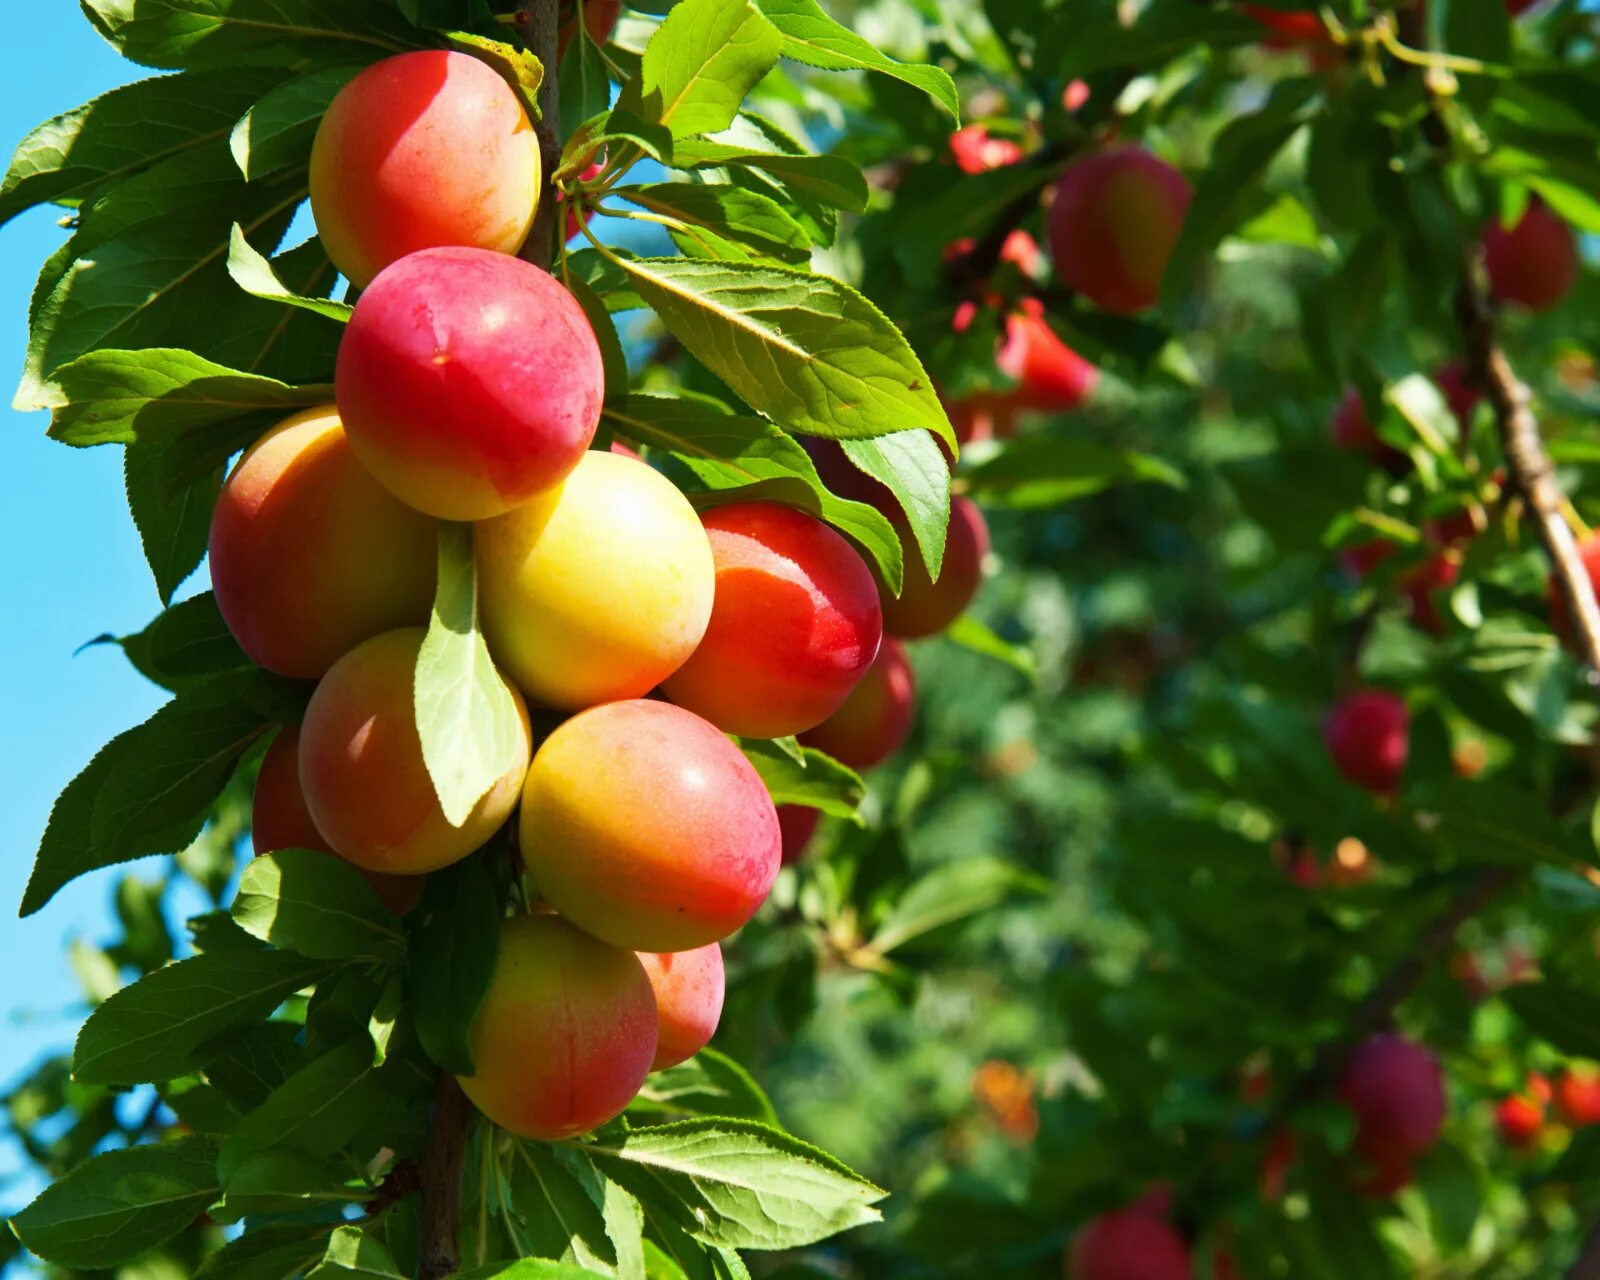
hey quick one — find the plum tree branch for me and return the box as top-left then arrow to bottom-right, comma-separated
1568,1215 -> 1600,1280
1454,265 -> 1600,682
512,0 -> 563,267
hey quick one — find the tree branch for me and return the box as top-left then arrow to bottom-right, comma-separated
417,1073 -> 474,1280
1568,1214 -> 1600,1280
1454,265 -> 1600,681
512,0 -> 563,267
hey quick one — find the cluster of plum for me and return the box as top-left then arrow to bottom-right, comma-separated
1496,1066 -> 1600,1150
218,47 -> 982,1141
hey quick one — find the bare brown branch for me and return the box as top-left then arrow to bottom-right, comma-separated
417,1073 -> 474,1279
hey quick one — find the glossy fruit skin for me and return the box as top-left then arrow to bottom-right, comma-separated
803,439 -> 991,638
1323,689 -> 1409,793
1329,388 -> 1407,472
800,637 -> 916,770
519,700 -> 781,951
663,503 -> 883,737
1337,1034 -> 1447,1166
997,302 -> 1099,411
639,944 -> 725,1071
777,805 -> 821,866
1066,1209 -> 1193,1280
460,915 -> 657,1140
208,407 -> 435,679
300,629 -> 532,875
1556,1070 -> 1600,1127
1482,201 -> 1578,311
1047,148 -> 1192,315
1239,5 -> 1328,47
336,246 -> 603,520
309,51 -> 539,288
1497,1093 -> 1545,1149
478,451 -> 715,711
252,726 -> 423,915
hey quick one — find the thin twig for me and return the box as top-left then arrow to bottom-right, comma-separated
1567,1215 -> 1600,1280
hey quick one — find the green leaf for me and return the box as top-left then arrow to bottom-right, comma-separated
617,183 -> 811,259
231,63 -> 361,180
75,949 -> 334,1086
211,1150 -> 367,1222
232,849 -> 407,962
0,68 -> 285,227
740,739 -> 863,819
42,346 -> 330,446
411,857 -> 500,1075
603,395 -> 902,592
580,1119 -> 886,1249
457,1262 -> 611,1280
838,431 -> 950,580
114,591 -> 250,691
10,1135 -> 220,1269
616,0 -> 781,140
673,136 -> 867,214
1505,982 -> 1600,1059
942,614 -> 1035,679
963,435 -> 1186,509
228,225 -> 354,321
613,256 -> 953,450
125,440 -> 222,604
870,857 -> 1047,954
82,0 -> 419,70
15,148 -> 319,409
91,673 -> 274,851
307,1226 -> 406,1279
1160,84 -> 1316,315
1409,778 -> 1589,867
510,1143 -> 622,1274
560,23 -> 611,142
193,1222 -> 332,1280
635,1048 -> 779,1125
20,727 -> 188,916
219,1040 -> 384,1182
416,522 -> 527,827
752,0 -> 957,121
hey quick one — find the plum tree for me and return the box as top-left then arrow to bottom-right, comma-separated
799,636 -> 916,770
477,449 -> 715,710
662,502 -> 883,737
1046,148 -> 1192,315
459,915 -> 657,1140
996,300 -> 1099,411
251,726 -> 423,916
519,699 -> 781,951
1337,1034 -> 1447,1178
299,629 -> 531,875
638,944 -> 725,1071
207,406 -> 435,679
1481,200 -> 1578,312
309,51 -> 539,288
1067,1206 -> 1193,1280
336,246 -> 603,520
1323,689 -> 1409,793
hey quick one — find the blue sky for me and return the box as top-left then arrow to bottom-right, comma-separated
0,9 -> 172,1200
